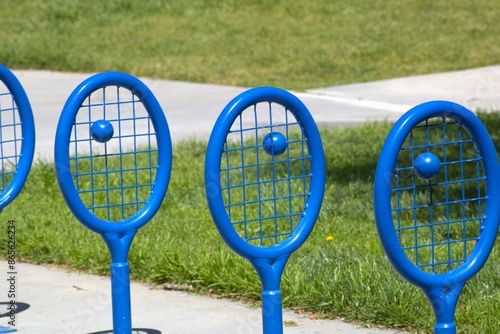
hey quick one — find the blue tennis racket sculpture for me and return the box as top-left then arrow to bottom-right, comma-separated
205,87 -> 326,334
54,72 -> 172,334
374,101 -> 500,333
0,65 -> 35,334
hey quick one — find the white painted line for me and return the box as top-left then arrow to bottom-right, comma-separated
296,91 -> 411,114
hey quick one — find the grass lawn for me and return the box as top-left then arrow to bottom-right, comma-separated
0,1 -> 498,90
3,114 -> 500,333
1,1 -> 500,332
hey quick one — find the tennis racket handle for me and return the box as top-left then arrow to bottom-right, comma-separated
434,323 -> 456,334
110,262 -> 132,334
262,290 -> 283,334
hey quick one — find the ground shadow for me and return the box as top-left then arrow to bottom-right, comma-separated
87,329 -> 161,334
0,302 -> 30,318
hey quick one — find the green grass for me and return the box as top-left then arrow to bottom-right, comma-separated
1,0 -> 499,90
3,114 -> 500,333
1,1 -> 500,331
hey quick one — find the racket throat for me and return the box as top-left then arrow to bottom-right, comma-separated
102,230 -> 137,263
422,283 -> 465,334
251,255 -> 289,291
251,255 -> 290,334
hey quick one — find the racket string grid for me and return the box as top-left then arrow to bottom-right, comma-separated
391,117 -> 486,274
220,101 -> 311,247
0,88 -> 22,190
69,86 -> 158,222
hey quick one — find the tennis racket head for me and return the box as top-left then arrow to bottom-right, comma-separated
54,72 -> 172,234
0,65 -> 35,209
374,100 -> 500,288
205,87 -> 326,261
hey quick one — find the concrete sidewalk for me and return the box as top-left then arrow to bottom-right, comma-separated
2,261 -> 403,334
2,65 -> 500,333
12,65 -> 500,161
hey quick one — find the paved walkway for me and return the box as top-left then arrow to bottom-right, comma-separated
13,64 -> 500,161
1,65 -> 500,333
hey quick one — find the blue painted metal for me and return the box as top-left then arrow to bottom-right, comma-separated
0,65 -> 35,210
205,87 -> 326,334
262,132 -> 287,156
90,119 -> 115,143
0,65 -> 36,334
413,152 -> 441,180
374,100 -> 500,333
54,72 -> 172,333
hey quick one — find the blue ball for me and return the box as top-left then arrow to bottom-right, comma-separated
413,152 -> 441,180
262,132 -> 288,156
90,120 -> 114,143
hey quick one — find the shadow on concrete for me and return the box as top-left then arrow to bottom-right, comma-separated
87,329 -> 161,334
0,302 -> 30,318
